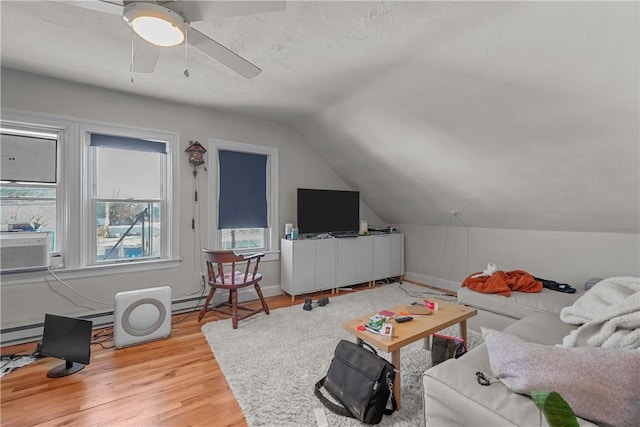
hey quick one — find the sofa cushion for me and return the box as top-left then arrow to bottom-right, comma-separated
503,311 -> 577,344
484,328 -> 640,427
458,287 -> 584,320
424,344 -> 544,426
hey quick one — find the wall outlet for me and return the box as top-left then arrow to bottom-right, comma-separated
50,252 -> 64,268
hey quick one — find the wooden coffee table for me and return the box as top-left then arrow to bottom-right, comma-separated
342,299 -> 476,409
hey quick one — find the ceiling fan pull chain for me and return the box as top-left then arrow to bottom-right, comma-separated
130,29 -> 135,83
183,25 -> 190,78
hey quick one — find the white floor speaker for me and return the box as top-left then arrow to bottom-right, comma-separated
114,286 -> 172,348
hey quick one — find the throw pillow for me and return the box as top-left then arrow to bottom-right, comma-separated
482,327 -> 640,427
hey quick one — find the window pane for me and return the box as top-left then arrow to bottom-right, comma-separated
95,147 -> 162,199
96,201 -> 160,261
220,228 -> 265,250
0,185 -> 57,251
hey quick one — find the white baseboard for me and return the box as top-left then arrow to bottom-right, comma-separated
0,284 -> 284,346
403,272 -> 461,293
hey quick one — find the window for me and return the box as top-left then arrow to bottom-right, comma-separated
1,126 -> 59,251
83,127 -> 179,267
90,134 -> 166,263
1,110 -> 180,275
208,139 -> 278,256
218,149 -> 268,250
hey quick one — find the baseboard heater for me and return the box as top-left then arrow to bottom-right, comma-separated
1,283 -> 282,346
0,296 -> 204,346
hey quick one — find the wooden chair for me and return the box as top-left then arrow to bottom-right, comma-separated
198,250 -> 270,328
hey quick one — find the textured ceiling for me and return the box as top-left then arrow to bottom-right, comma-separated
1,1 -> 639,233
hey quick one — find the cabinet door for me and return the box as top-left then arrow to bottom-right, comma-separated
390,233 -> 405,276
353,237 -> 373,284
337,238 -> 358,286
292,240 -> 317,294
280,239 -> 295,295
315,239 -> 337,290
373,235 -> 391,280
337,237 -> 373,286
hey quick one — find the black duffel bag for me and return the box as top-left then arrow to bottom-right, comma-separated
314,340 -> 397,424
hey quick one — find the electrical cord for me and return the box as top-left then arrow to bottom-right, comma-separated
47,267 -> 114,306
172,284 -> 207,325
432,213 -> 455,289
398,282 -> 456,302
1,353 -> 31,360
91,340 -> 115,350
90,329 -> 115,349
1,355 -> 37,377
430,211 -> 471,290
449,212 -> 470,275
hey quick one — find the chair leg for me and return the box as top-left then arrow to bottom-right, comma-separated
230,289 -> 239,329
198,287 -> 217,322
255,284 -> 270,315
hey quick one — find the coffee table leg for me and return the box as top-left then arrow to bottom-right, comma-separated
460,319 -> 468,346
392,350 -> 401,410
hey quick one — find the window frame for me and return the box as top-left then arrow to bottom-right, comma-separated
80,123 -> 180,267
207,138 -> 279,261
0,109 -> 181,281
1,114 -> 70,259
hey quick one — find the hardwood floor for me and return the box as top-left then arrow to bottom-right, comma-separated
1,282 -> 453,426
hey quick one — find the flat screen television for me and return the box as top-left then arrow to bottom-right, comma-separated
297,188 -> 359,235
40,314 -> 93,378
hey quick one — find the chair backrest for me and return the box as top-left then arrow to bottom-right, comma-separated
202,249 -> 264,286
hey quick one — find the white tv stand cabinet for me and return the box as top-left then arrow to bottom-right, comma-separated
280,233 -> 404,301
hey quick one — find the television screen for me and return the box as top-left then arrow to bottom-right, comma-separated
297,188 -> 359,234
40,314 -> 92,377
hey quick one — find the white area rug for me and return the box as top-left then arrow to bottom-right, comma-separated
202,283 -> 482,427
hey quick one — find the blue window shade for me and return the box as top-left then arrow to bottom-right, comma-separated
218,150 -> 268,229
90,134 -> 166,154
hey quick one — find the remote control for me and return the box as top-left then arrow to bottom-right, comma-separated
395,316 -> 413,323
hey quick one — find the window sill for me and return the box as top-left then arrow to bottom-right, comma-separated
0,258 -> 182,286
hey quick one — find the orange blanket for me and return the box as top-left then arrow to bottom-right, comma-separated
462,270 -> 542,297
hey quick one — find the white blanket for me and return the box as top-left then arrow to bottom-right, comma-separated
560,277 -> 640,349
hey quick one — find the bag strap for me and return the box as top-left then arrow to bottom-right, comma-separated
358,340 -> 378,355
314,376 -> 355,419
384,372 -> 398,415
314,374 -> 398,418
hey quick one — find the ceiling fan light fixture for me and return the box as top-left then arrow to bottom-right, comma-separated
123,3 -> 186,47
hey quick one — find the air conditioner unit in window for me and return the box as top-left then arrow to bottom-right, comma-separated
0,233 -> 51,272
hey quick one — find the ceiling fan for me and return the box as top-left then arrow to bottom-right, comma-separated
58,1 -> 286,78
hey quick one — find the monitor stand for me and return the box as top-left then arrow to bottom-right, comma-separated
46,360 -> 86,378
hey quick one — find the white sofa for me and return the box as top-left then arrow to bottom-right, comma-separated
423,277 -> 640,427
422,311 -> 600,426
457,285 -> 585,331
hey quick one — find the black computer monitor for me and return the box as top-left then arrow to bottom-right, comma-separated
40,314 -> 93,378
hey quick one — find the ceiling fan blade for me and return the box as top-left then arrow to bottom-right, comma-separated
131,35 -> 161,73
188,28 -> 261,79
55,0 -> 124,15
167,1 -> 286,22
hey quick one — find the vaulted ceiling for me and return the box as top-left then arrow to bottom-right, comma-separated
2,1 -> 638,233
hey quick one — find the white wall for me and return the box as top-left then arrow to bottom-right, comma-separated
5,69 -> 636,338
400,223 -> 640,291
0,69 -> 383,333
